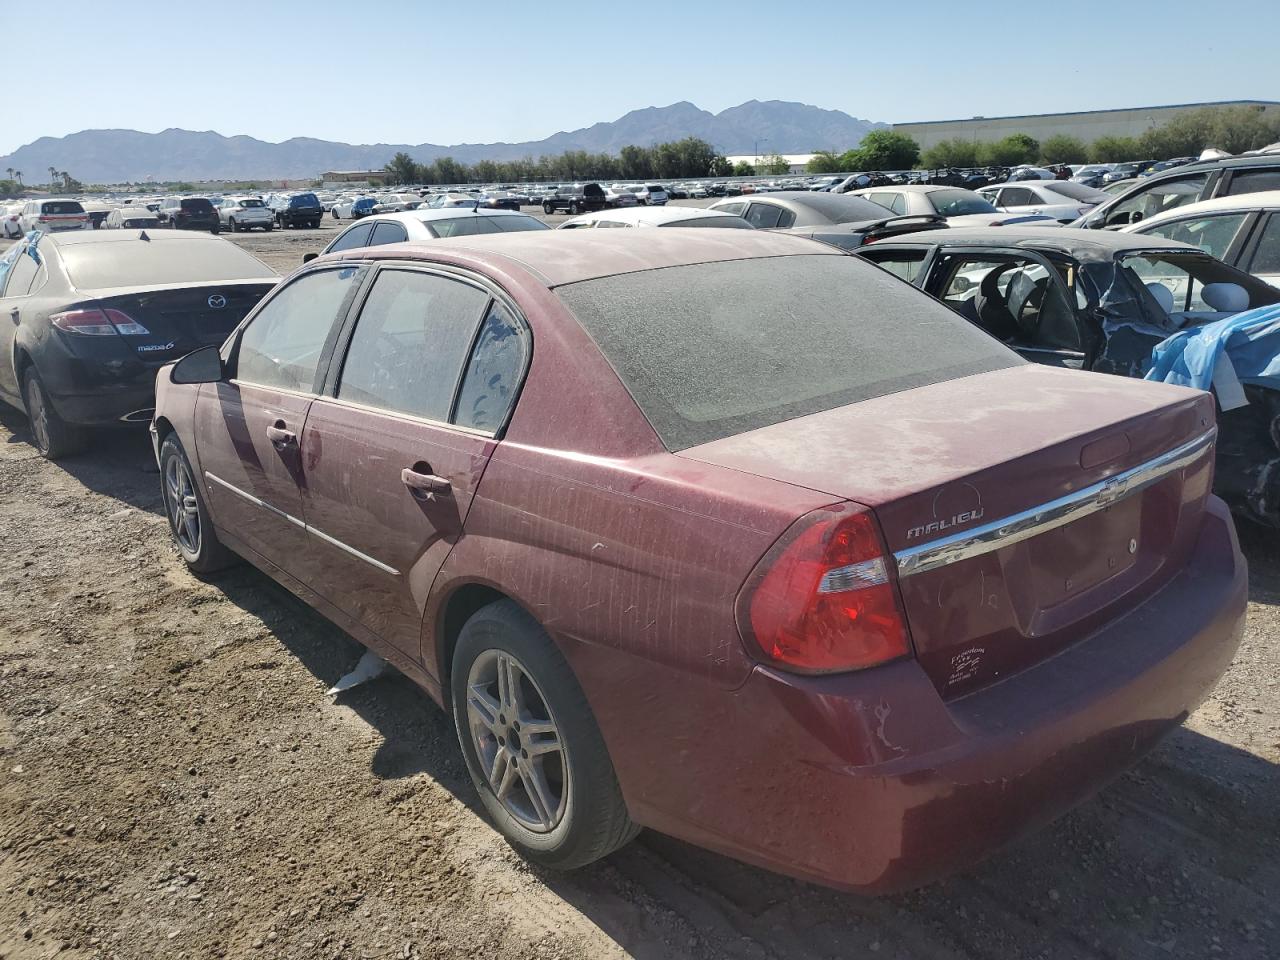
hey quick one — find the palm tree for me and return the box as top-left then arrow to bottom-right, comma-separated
13,170 -> 22,187
4,167 -> 11,181
59,171 -> 70,190
48,166 -> 58,189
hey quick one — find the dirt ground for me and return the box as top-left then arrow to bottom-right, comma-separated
0,219 -> 1278,960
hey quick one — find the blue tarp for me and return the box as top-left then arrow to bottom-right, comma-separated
1144,304 -> 1280,410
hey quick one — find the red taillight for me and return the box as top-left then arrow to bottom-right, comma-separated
37,215 -> 52,222
739,504 -> 911,674
50,308 -> 150,337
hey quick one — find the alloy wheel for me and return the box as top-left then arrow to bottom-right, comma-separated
465,649 -> 567,833
164,454 -> 201,556
25,378 -> 50,453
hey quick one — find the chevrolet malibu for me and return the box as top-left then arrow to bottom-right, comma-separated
151,230 -> 1245,892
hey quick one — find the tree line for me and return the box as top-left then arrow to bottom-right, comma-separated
381,136 -> 743,186
915,105 -> 1280,170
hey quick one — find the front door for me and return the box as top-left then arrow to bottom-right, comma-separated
194,265 -> 362,576
299,267 -> 529,659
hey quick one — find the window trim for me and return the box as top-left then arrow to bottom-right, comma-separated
322,260 -> 534,440
1133,209 -> 1259,266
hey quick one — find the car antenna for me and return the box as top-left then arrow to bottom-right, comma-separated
138,229 -> 151,241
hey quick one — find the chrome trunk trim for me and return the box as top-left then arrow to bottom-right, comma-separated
893,428 -> 1215,579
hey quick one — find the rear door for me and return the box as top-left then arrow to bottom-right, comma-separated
298,266 -> 530,658
194,265 -> 362,576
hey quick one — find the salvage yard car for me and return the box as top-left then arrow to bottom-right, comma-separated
556,206 -> 753,229
218,196 -> 275,232
709,190 -> 947,249
858,227 -> 1280,525
103,207 -> 161,229
18,198 -> 89,233
151,229 -> 1245,893
0,229 -> 278,458
268,191 -> 324,229
307,208 -> 548,263
977,180 -> 1108,223
158,196 -> 221,233
849,184 -> 1056,226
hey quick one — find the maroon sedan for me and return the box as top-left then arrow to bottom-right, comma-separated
151,230 -> 1245,892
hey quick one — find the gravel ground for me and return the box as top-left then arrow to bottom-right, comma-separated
0,217 -> 1278,960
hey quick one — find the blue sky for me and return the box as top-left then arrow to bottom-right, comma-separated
7,0 -> 1277,154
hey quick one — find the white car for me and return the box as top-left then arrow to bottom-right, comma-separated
219,197 -> 274,232
307,207 -> 550,264
2,203 -> 23,238
18,198 -> 89,232
978,181 -> 1109,223
603,187 -> 638,208
557,206 -> 754,230
103,207 -> 161,229
1122,189 -> 1280,288
850,185 -> 1055,227
331,196 -> 375,219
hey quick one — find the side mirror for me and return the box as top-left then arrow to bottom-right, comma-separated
1105,209 -> 1135,227
170,344 -> 224,385
302,252 -> 319,264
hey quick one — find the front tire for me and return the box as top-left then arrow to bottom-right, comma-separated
543,203 -> 554,215
452,600 -> 637,870
229,218 -> 239,232
22,367 -> 83,460
159,434 -> 237,574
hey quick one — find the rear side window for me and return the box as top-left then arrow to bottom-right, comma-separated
744,203 -> 784,229
1224,169 -> 1280,196
1137,212 -> 1249,262
1247,215 -> 1280,276
556,255 -> 1021,450
236,267 -> 359,392
337,270 -> 489,422
454,302 -> 530,431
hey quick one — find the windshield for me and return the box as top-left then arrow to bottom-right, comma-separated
429,215 -> 549,237
927,190 -> 996,216
1042,181 -> 1107,202
658,216 -> 753,229
60,237 -> 277,288
556,254 -> 1020,449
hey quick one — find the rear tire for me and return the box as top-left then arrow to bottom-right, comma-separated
22,367 -> 84,460
229,218 -> 239,232
159,433 -> 238,575
543,203 -> 554,215
452,599 -> 638,870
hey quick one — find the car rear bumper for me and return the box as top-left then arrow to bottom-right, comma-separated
575,495 -> 1246,893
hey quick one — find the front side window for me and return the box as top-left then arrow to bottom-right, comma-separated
1224,169 -> 1280,196
1136,212 -> 1249,262
454,302 -> 529,431
235,267 -> 359,391
998,188 -> 1037,207
327,223 -> 374,253
336,270 -> 489,422
1104,173 -> 1210,226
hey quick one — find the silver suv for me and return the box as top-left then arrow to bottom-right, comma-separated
219,197 -> 274,232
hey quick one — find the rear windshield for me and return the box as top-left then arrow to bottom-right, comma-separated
43,201 -> 85,215
556,255 -> 1020,449
291,193 -> 320,207
647,185 -> 665,193
429,215 -> 549,238
238,198 -> 265,208
180,199 -> 214,212
658,216 -> 753,229
1042,181 -> 1107,202
60,237 -> 277,289
794,193 -> 895,223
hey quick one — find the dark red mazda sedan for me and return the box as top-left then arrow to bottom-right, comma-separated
151,230 -> 1245,892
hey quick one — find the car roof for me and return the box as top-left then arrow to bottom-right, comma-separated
325,228 -> 838,287
371,208 -> 537,225
873,226 -> 1197,259
561,206 -> 743,227
1125,189 -> 1280,229
41,229 -> 220,248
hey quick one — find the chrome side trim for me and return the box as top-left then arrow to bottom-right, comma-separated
893,428 -> 1215,579
304,523 -> 400,576
203,471 -> 398,576
205,472 -> 305,529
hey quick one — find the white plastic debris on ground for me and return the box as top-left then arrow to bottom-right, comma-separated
326,648 -> 390,695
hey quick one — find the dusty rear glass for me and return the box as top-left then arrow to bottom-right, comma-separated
556,254 -> 1022,450
42,201 -> 85,215
60,238 -> 276,288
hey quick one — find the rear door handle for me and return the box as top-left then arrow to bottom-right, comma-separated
265,421 -> 296,446
401,466 -> 451,499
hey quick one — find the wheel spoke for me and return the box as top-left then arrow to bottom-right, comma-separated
519,761 -> 558,830
496,655 -> 520,713
466,684 -> 501,733
487,748 -> 516,800
520,718 -> 561,758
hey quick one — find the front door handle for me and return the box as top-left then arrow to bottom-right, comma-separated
8,308 -> 17,325
265,421 -> 296,447
401,466 -> 451,499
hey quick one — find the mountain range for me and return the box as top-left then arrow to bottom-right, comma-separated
0,100 -> 883,183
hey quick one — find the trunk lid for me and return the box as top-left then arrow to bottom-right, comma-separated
83,281 -> 274,361
680,365 -> 1217,698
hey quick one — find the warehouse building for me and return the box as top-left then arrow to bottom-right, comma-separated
893,100 -> 1280,151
